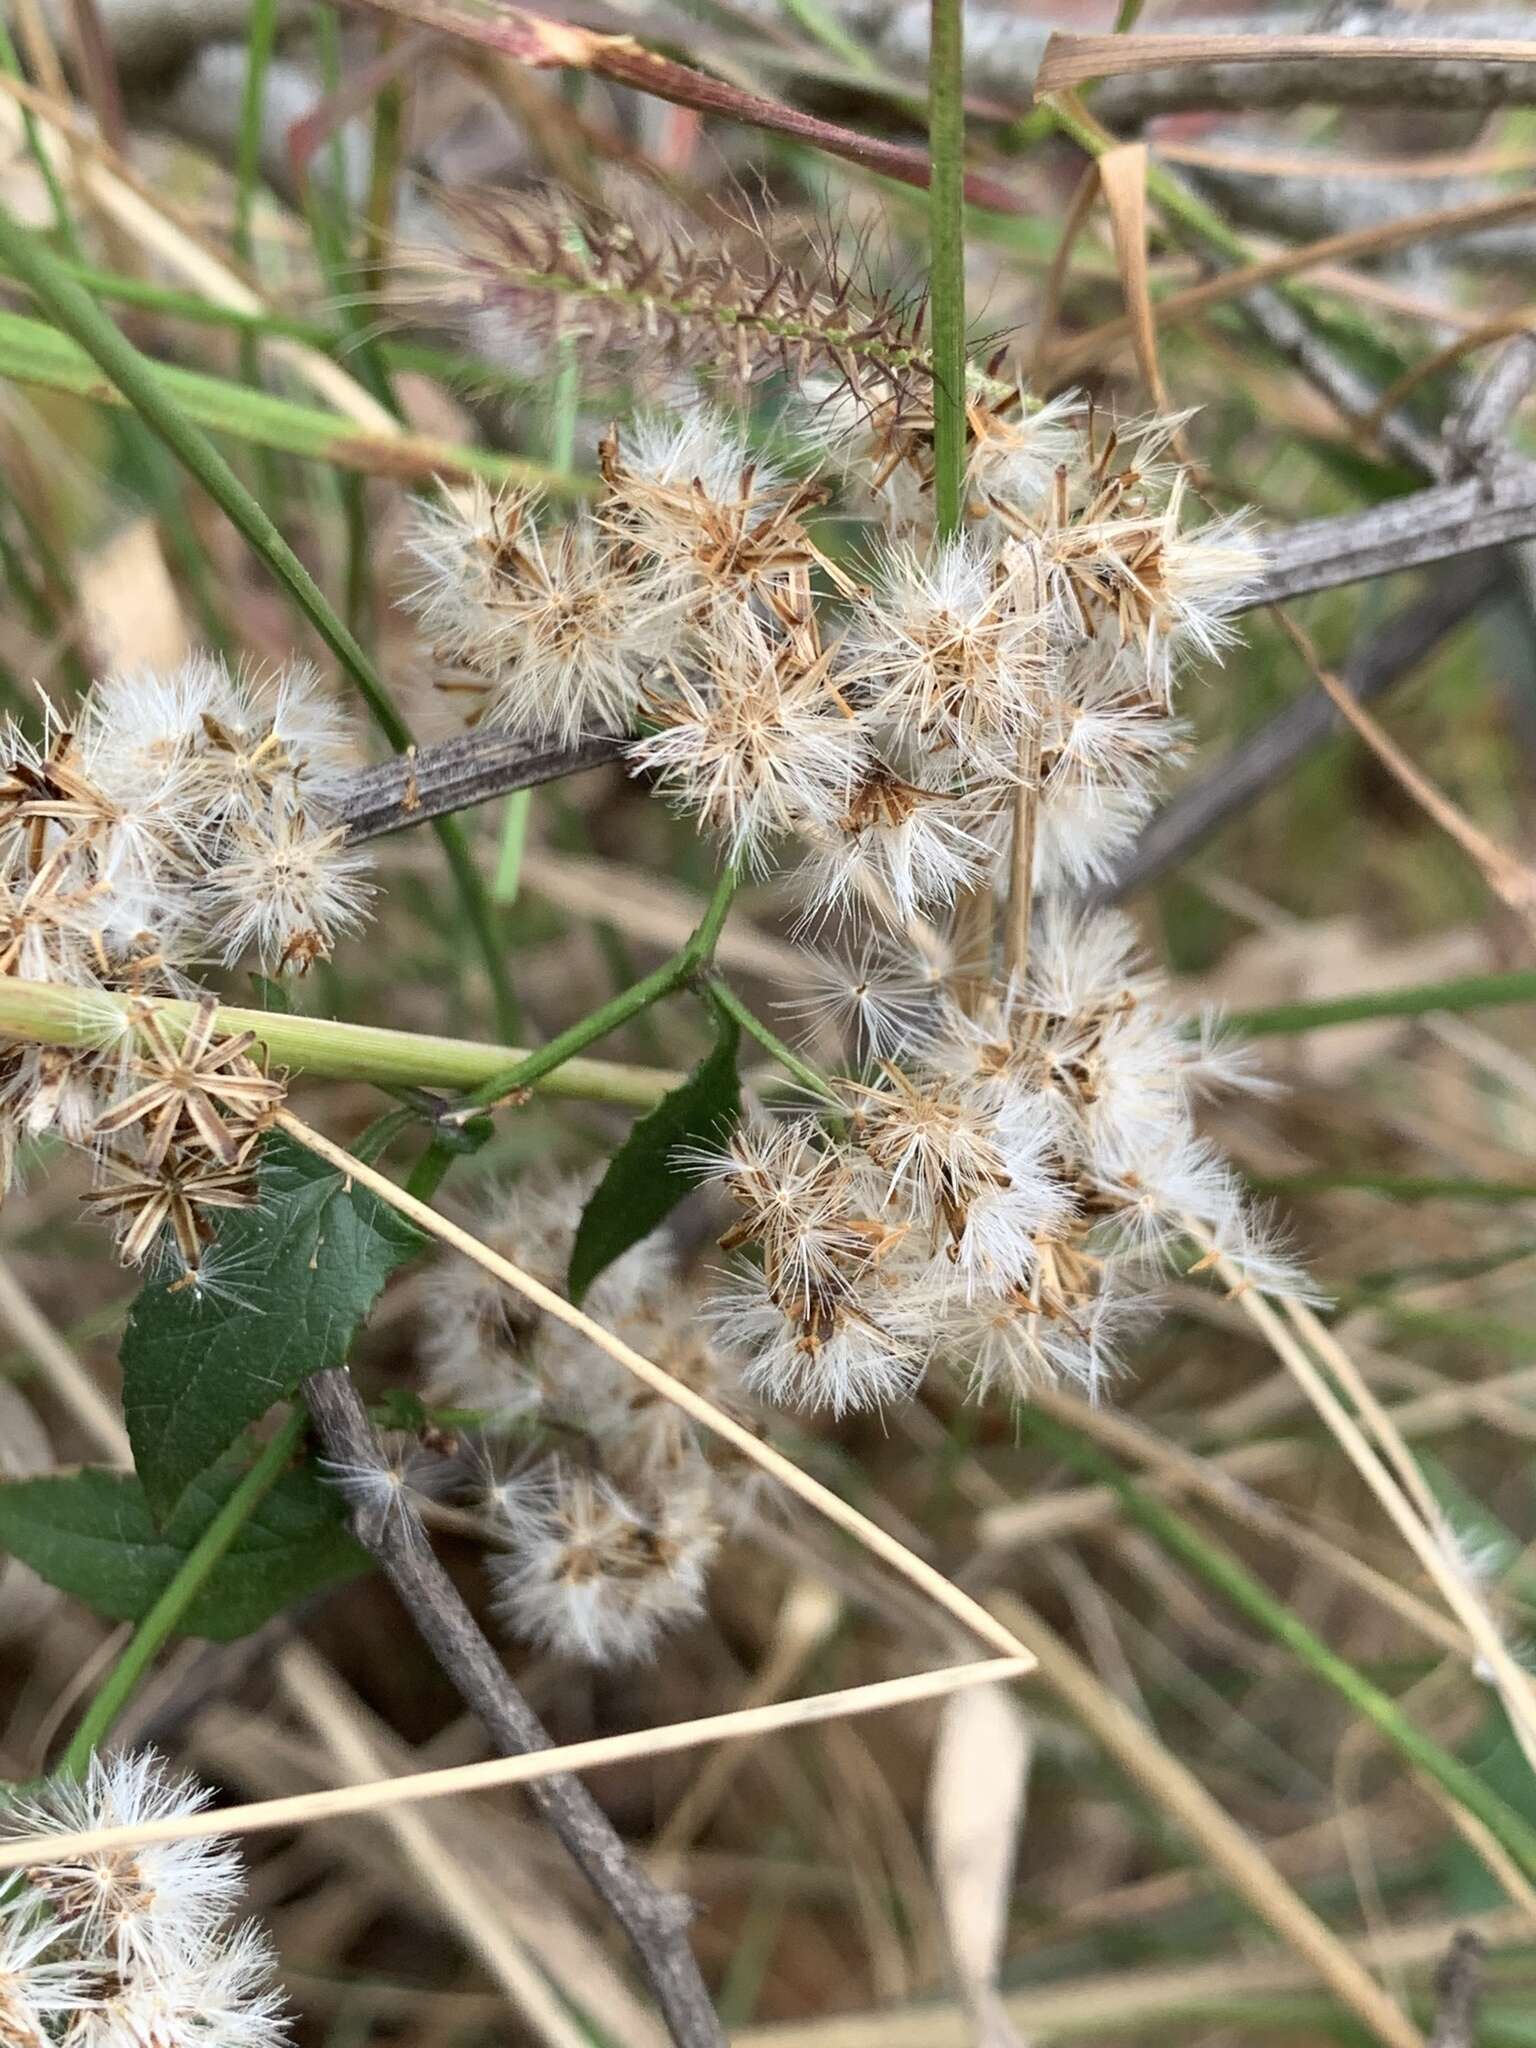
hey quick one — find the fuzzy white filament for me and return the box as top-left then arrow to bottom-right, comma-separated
0,655 -> 371,1272
0,1750 -> 288,2048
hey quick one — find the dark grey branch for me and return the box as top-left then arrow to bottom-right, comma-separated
1090,10 -> 1536,119
331,462 -> 1536,845
1243,458 -> 1536,607
300,1369 -> 724,2048
337,731 -> 618,842
1100,552 -> 1503,903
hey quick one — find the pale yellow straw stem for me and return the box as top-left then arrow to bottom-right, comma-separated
274,1111 -> 1037,1674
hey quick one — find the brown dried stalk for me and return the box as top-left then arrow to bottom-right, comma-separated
1272,608 -> 1536,939
300,1366 -> 724,2048
334,0 -> 1032,214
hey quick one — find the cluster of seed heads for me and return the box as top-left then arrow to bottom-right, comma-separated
404,1177 -> 752,1664
0,1751 -> 286,2048
405,385 -> 1308,1429
0,658 -> 372,1276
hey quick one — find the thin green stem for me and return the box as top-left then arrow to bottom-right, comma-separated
0,206 -> 520,1042
1021,1407 -> 1536,1884
0,16 -> 76,251
461,864 -> 740,1109
234,0 -> 285,514
58,1408 -> 308,1775
1227,969 -> 1536,1039
362,28 -> 407,303
307,5 -> 398,421
706,977 -> 839,1103
492,788 -> 532,905
13,258 -> 541,405
0,307 -> 561,490
928,0 -> 967,538
234,0 -> 278,271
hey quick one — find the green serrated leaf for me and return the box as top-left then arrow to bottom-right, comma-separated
568,1000 -> 741,1304
0,1461 -> 368,1639
121,1132 -> 424,1523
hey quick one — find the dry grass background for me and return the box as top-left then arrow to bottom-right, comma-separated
6,1 -> 1536,2042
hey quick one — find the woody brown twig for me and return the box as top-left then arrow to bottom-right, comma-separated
300,1367 -> 724,2048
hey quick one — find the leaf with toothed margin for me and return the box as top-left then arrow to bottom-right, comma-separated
567,997 -> 740,1304
120,1132 -> 423,1525
0,1459 -> 369,1639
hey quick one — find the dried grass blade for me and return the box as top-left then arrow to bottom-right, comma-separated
1036,31 -> 1536,97
1096,141 -> 1180,429
987,1594 -> 1426,2048
0,1658 -> 1032,1870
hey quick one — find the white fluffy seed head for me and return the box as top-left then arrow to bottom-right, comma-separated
405,486 -> 663,742
486,1465 -> 718,1663
629,624 -> 869,870
847,532 -> 1047,761
202,810 -> 374,971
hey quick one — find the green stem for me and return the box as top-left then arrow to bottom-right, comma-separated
1021,1408 -> 1536,1884
58,1408 -> 308,1775
461,865 -> 740,1109
234,0 -> 278,271
0,976 -> 680,1107
307,5 -> 398,421
363,29 -> 407,303
0,206 -> 519,1044
706,978 -> 840,1102
928,0 -> 967,538
0,308 -> 560,490
0,17 -> 77,252
493,788 -> 533,905
11,259 -> 541,407
233,0 -> 285,515
1227,969 -> 1536,1039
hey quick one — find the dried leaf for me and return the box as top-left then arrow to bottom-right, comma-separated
1096,143 -> 1179,431
77,516 -> 188,672
928,1680 -> 1033,2046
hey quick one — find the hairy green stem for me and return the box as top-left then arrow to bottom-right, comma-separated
1021,1408 -> 1536,1883
58,1408 -> 308,1775
0,978 -> 681,1107
928,0 -> 967,537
